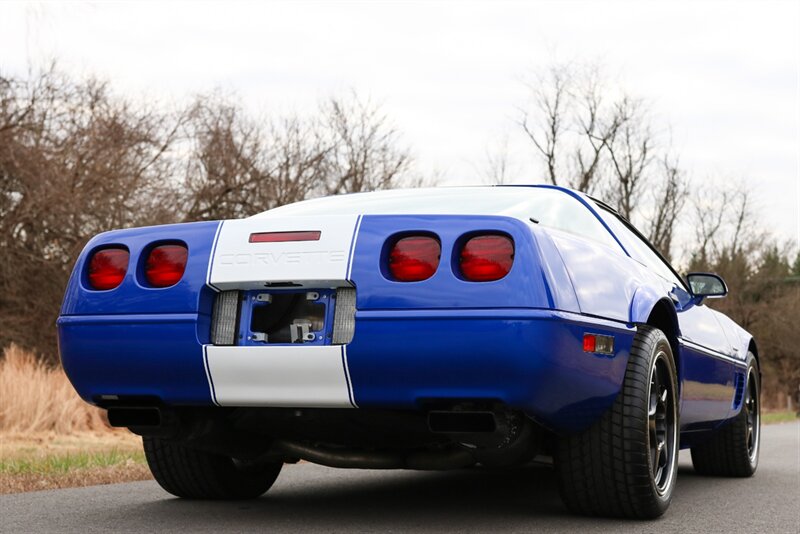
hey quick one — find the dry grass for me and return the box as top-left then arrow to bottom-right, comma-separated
0,431 -> 151,494
0,344 -> 110,434
0,345 -> 152,493
0,461 -> 151,494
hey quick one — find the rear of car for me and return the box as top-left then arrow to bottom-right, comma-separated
62,185 -> 693,514
58,188 -> 635,436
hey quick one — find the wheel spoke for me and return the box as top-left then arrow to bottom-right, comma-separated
745,370 -> 759,460
648,354 -> 674,492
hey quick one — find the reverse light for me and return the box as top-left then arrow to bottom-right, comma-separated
459,234 -> 514,282
583,333 -> 615,355
211,290 -> 240,345
332,287 -> 357,344
87,248 -> 129,290
145,244 -> 188,287
388,235 -> 441,282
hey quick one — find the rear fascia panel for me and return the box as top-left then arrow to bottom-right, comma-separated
347,309 -> 634,433
58,313 -> 212,405
59,221 -> 221,405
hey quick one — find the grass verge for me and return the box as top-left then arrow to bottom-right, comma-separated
1,448 -> 146,476
0,431 -> 151,494
762,410 -> 799,425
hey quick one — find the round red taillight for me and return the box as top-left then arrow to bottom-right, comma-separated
388,236 -> 441,282
145,244 -> 188,287
460,234 -> 514,282
87,248 -> 129,290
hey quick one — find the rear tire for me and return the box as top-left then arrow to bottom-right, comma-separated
143,436 -> 283,499
691,355 -> 760,477
555,326 -> 679,519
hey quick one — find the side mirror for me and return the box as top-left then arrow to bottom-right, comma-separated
686,272 -> 728,300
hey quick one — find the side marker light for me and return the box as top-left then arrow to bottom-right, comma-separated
583,333 -> 615,355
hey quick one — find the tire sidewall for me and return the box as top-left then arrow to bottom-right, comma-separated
645,331 -> 679,507
745,354 -> 761,472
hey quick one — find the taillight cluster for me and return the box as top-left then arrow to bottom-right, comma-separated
145,245 -> 188,287
86,243 -> 188,290
459,235 -> 514,282
388,236 -> 441,282
87,248 -> 130,290
387,233 -> 514,282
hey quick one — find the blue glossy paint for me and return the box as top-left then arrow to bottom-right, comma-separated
529,229 -> 581,313
349,215 -> 551,310
548,230 -> 644,322
630,287 -> 675,327
677,301 -> 731,357
346,308 -> 635,434
56,185 -> 755,439
59,221 -> 221,405
61,221 -> 221,317
678,342 -> 737,431
58,313 -> 212,404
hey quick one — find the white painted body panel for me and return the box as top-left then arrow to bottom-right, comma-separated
205,345 -> 354,407
209,215 -> 361,290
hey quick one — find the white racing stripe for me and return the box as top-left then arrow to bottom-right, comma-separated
346,215 -> 363,281
209,215 -> 360,290
205,221 -> 224,292
205,214 -> 361,408
206,345 -> 354,408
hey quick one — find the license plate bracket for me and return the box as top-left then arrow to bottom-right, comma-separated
238,288 -> 336,346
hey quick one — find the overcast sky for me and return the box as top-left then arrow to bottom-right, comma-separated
2,0 -> 798,247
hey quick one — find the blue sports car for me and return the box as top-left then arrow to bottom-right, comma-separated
58,185 -> 760,518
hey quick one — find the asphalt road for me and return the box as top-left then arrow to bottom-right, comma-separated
2,422 -> 798,533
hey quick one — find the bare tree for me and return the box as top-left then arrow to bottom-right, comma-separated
645,156 -> 687,260
181,92 -> 413,221
482,134 -> 514,185
520,65 -> 569,186
686,186 -> 798,406
0,69 -> 417,361
569,65 -> 626,192
321,94 -> 412,196
604,97 -> 652,220
0,67 -> 181,360
517,62 -> 686,258
181,95 -> 329,221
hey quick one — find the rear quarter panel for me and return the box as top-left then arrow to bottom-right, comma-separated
349,214 -> 552,310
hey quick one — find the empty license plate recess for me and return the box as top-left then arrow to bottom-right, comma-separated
238,289 -> 337,346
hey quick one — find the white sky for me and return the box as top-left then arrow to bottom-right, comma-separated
1,0 -> 798,247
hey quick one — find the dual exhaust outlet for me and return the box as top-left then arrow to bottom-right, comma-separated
108,407 -> 530,470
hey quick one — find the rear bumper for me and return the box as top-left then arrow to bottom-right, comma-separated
58,309 -> 634,434
58,313 -> 212,405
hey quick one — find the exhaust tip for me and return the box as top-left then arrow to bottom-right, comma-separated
428,411 -> 497,433
107,407 -> 161,428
